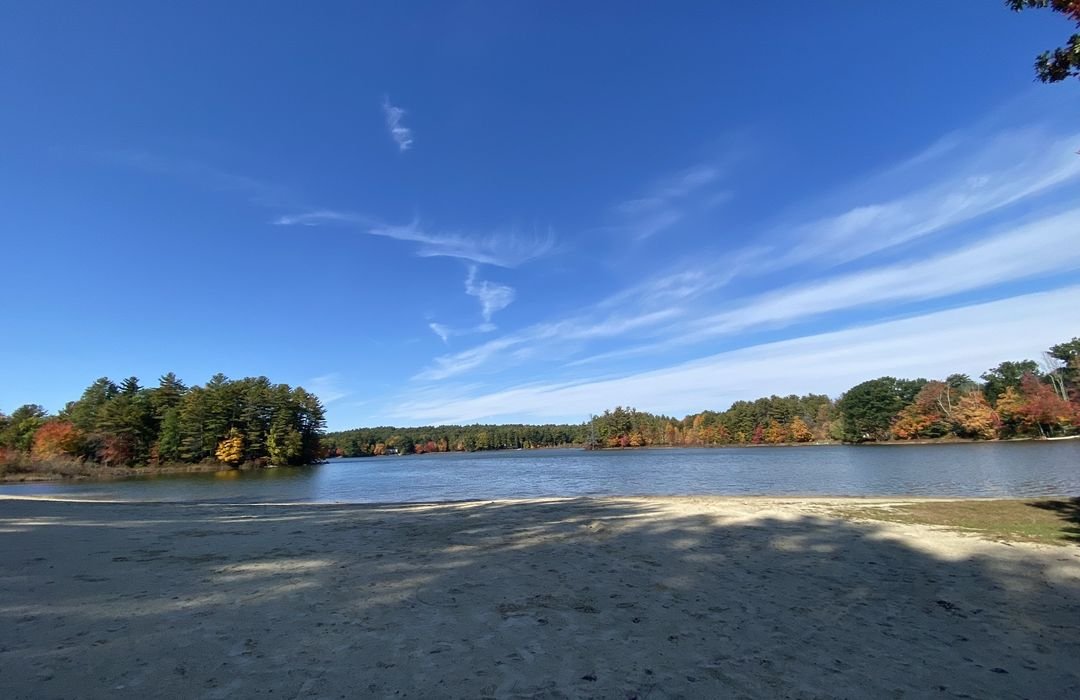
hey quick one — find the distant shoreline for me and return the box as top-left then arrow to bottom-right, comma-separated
583,435 -> 1073,450
6,435 -> 1072,484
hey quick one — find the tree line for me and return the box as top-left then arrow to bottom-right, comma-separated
324,337 -> 1080,454
586,396 -> 836,449
322,424 -> 583,457
0,373 -> 326,470
5,338 -> 1078,469
591,338 -> 1079,447
837,339 -> 1080,442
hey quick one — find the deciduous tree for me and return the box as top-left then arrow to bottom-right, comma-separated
215,428 -> 245,466
952,393 -> 1001,440
31,421 -> 84,459
790,417 -> 814,443
1008,1 -> 1080,82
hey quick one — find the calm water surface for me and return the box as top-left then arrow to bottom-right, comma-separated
1,442 -> 1078,503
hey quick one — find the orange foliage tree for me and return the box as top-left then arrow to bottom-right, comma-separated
31,421 -> 84,460
891,381 -> 951,439
891,405 -> 941,440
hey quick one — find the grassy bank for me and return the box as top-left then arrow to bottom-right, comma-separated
0,455 -> 256,482
831,498 -> 1080,545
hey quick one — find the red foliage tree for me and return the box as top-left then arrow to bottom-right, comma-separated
998,374 -> 1074,436
1018,374 -> 1074,435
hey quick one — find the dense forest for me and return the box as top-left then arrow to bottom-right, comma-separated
323,424 -> 583,456
324,337 -> 1080,455
0,374 -> 326,471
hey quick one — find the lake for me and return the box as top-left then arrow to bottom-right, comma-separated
1,442 -> 1078,503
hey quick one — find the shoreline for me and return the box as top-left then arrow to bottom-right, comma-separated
0,492 -> 1067,505
0,461 -> 316,484
9,436 -> 1073,485
1,496 -> 1077,697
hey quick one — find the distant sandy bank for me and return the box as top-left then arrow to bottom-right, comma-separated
1,496 -> 1077,698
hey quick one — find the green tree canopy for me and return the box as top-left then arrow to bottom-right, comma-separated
1008,1 -> 1080,82
981,360 -> 1042,404
837,378 -> 913,442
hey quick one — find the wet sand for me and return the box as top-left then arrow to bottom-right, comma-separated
1,496 -> 1078,698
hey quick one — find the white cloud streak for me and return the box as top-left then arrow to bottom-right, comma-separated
275,211 -> 556,268
307,374 -> 349,404
412,123 -> 1080,379
273,210 -> 375,227
382,97 -> 414,151
389,286 -> 1080,424
100,150 -> 298,208
412,202 -> 1080,379
673,206 -> 1080,345
415,307 -> 684,381
774,128 -> 1080,268
367,220 -> 556,267
465,266 -> 515,322
612,165 -> 727,240
429,323 -> 451,344
428,322 -> 496,344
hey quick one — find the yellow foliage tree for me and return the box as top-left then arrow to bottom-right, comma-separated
764,419 -> 789,444
790,416 -> 813,443
953,393 -> 1001,440
215,428 -> 244,466
994,386 -> 1027,433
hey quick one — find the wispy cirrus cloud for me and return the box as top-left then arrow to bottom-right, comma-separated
771,126 -> 1080,269
369,220 -> 556,267
306,373 -> 349,404
273,210 -> 376,227
405,121 -> 1080,384
97,149 -> 299,208
413,257 -> 754,381
381,96 -> 414,151
428,323 -> 453,344
465,266 -> 515,322
389,286 -> 1080,424
428,321 -> 496,344
275,213 -> 556,268
415,306 -> 685,381
573,205 -> 1080,366
610,164 -> 728,240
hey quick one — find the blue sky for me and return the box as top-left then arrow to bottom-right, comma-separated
1,2 -> 1078,430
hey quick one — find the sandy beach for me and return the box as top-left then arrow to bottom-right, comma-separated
1,496 -> 1078,699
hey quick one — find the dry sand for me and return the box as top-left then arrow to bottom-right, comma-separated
1,496 -> 1078,699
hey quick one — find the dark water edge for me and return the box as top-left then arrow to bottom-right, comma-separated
0,442 -> 1077,504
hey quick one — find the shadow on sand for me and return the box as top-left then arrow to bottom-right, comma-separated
1,497 -> 1078,698
1029,497 -> 1080,543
